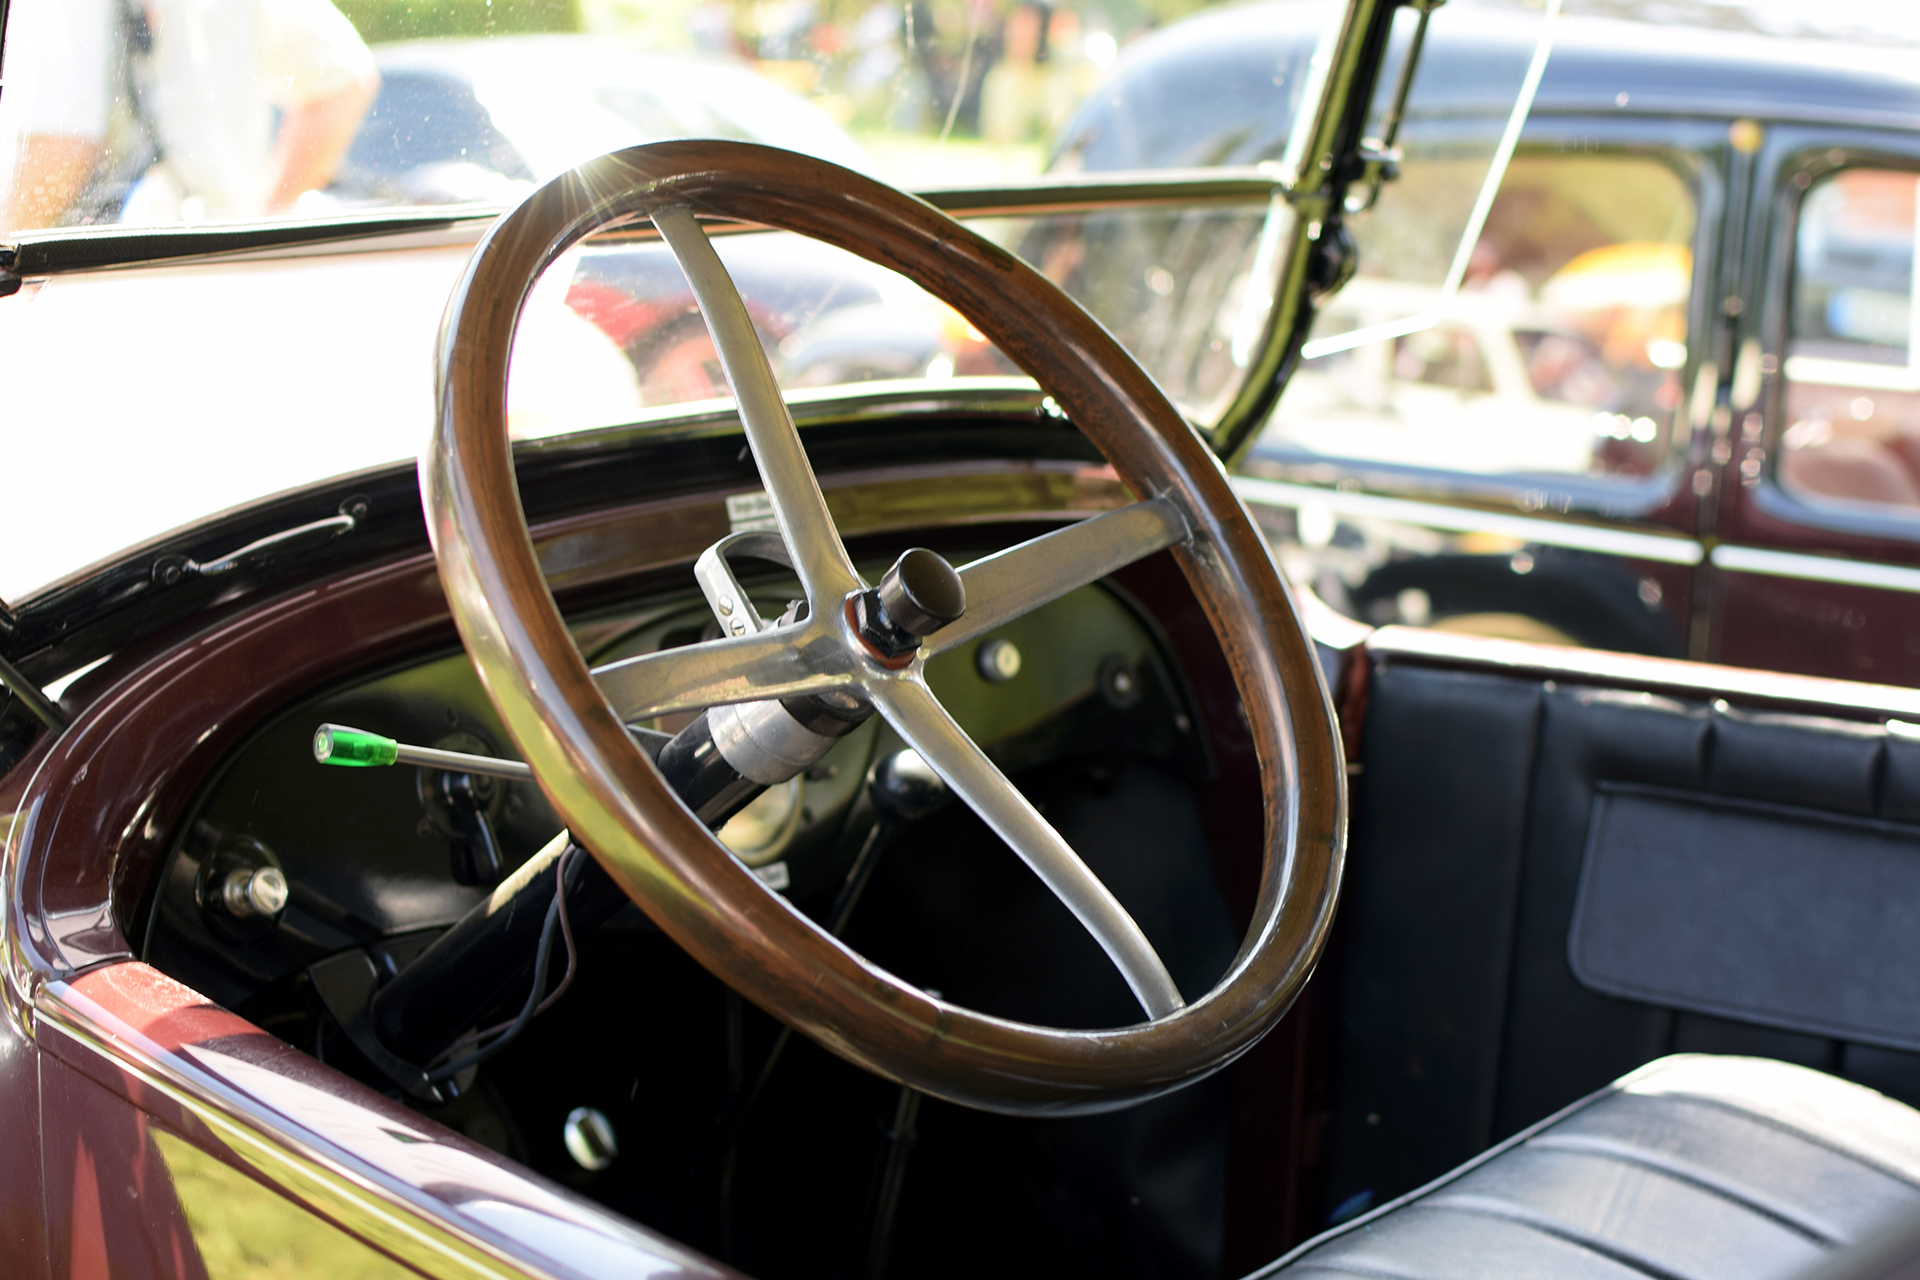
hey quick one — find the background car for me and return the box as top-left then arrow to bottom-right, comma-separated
1059,2 -> 1920,688
332,34 -> 871,205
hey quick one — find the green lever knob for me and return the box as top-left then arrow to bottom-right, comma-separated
314,724 -> 399,768
311,722 -> 534,781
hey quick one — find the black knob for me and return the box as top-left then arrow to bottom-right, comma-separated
871,750 -> 948,823
857,548 -> 965,657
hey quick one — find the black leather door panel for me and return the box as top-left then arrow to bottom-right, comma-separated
1571,785 -> 1920,1052
1320,659 -> 1920,1229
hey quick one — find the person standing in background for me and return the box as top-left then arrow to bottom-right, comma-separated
0,0 -> 378,232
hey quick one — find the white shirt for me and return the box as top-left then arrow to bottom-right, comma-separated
0,0 -> 375,219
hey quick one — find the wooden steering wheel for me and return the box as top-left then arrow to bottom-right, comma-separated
424,140 -> 1345,1115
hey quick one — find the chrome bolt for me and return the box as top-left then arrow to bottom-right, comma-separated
563,1106 -> 619,1171
222,866 -> 288,918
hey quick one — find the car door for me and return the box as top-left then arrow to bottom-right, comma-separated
1704,125 -> 1920,686
1302,615 -> 1920,1230
1239,96 -> 1722,661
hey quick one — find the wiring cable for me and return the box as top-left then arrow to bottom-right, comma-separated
426,844 -> 582,1080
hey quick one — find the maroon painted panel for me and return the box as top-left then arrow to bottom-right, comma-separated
14,555 -> 457,977
0,1009 -> 47,1280
42,962 -> 745,1279
39,1055 -> 208,1280
1711,566 -> 1920,684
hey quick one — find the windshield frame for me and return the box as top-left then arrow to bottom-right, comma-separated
0,0 -> 1412,674
0,0 -> 1407,437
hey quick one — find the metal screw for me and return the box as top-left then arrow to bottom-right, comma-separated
564,1106 -> 619,1171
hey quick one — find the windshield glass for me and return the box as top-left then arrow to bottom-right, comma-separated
0,0 -> 1550,604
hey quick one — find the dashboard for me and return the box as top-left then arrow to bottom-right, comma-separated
140,565 -> 1219,1064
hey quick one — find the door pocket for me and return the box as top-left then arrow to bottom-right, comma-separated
1570,782 -> 1920,1051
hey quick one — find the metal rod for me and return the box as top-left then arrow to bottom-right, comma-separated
391,742 -> 533,780
0,653 -> 69,732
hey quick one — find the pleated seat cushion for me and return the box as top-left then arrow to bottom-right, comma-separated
1254,1055 -> 1920,1280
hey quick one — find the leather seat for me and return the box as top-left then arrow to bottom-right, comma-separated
1253,1055 -> 1920,1279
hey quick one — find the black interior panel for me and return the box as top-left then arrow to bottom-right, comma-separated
1319,660 -> 1920,1228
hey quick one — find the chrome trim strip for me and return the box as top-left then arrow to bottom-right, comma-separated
39,985 -> 539,1280
1370,624 -> 1920,719
1711,544 -> 1920,594
7,171 -> 1283,275
1782,356 -> 1920,394
1231,476 -> 1706,565
921,168 -> 1281,215
562,375 -> 1046,442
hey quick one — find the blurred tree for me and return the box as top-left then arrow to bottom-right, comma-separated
334,0 -> 583,42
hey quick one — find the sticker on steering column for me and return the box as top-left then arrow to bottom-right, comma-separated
727,491 -> 778,534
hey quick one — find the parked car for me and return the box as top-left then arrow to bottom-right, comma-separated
1058,3 -> 1920,687
332,35 -> 871,206
9,3 -> 1920,1279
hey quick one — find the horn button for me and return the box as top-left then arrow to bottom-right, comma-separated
852,547 -> 967,661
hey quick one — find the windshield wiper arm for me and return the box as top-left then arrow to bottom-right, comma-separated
0,652 -> 69,732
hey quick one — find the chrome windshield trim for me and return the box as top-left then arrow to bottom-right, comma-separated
1231,476 -> 1706,565
1711,545 -> 1920,594
918,168 -> 1282,214
3,171 -> 1285,277
4,207 -> 497,275
516,376 -> 1051,450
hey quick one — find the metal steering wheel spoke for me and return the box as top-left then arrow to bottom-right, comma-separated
651,203 -> 862,606
591,621 -> 857,723
926,495 -> 1194,658
867,676 -> 1186,1020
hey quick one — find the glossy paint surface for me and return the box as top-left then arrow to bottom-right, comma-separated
38,962 -> 743,1279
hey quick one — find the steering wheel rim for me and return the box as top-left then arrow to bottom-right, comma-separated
424,140 -> 1345,1115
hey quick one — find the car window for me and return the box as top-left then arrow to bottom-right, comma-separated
0,0 -> 1255,233
1778,167 -> 1920,516
1261,152 -> 1697,485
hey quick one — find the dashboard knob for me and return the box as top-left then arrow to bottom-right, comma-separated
222,866 -> 288,918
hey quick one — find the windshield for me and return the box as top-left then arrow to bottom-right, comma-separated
0,0 -> 1550,603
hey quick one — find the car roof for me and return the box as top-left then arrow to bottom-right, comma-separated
1057,2 -> 1920,173
1525,14 -> 1920,127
